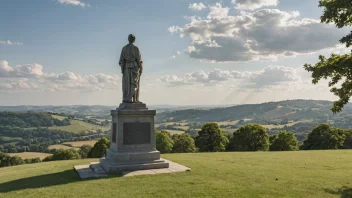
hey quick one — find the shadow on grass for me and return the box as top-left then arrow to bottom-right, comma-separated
0,169 -> 118,193
325,186 -> 352,198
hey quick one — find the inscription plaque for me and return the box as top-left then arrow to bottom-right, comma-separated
112,123 -> 117,143
123,122 -> 151,145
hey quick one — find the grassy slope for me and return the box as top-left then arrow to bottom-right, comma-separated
7,152 -> 52,160
0,151 -> 352,198
49,119 -> 109,133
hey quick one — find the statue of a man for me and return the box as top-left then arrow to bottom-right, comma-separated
118,34 -> 143,103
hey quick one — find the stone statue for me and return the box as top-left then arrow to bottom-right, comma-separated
118,34 -> 143,103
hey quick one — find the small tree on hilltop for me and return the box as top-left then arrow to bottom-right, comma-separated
88,137 -> 110,158
195,123 -> 229,152
156,131 -> 174,154
172,133 -> 196,153
229,124 -> 269,151
269,131 -> 299,151
301,124 -> 345,150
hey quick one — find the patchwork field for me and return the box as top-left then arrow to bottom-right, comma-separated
7,152 -> 51,160
49,140 -> 98,151
0,150 -> 351,197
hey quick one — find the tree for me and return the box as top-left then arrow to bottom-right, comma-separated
301,124 -> 345,150
341,129 -> 352,149
79,145 -> 93,158
156,131 -> 174,154
269,131 -> 299,151
88,137 -> 110,158
304,0 -> 352,113
195,123 -> 229,152
172,133 -> 196,153
229,124 -> 269,151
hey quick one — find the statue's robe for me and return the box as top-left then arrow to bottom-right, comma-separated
118,43 -> 143,103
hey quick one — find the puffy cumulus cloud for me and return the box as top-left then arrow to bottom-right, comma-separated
232,0 -> 278,10
0,61 -> 44,78
189,2 -> 206,11
169,3 -> 346,62
58,0 -> 87,7
160,66 -> 300,89
0,61 -> 119,92
0,40 -> 23,45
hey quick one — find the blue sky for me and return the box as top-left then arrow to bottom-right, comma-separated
0,0 -> 350,106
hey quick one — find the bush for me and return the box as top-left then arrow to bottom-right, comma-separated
0,152 -> 25,167
156,131 -> 174,154
229,124 -> 269,151
79,145 -> 93,158
45,149 -> 81,161
88,137 -> 110,158
301,124 -> 345,150
195,123 -> 229,152
269,131 -> 299,151
172,133 -> 196,153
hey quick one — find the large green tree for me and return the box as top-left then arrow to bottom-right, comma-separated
304,0 -> 352,113
301,124 -> 345,150
269,131 -> 299,151
229,124 -> 269,151
195,123 -> 229,152
156,131 -> 174,154
172,133 -> 196,153
88,137 -> 110,158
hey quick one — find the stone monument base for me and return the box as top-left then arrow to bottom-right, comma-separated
84,102 -> 169,174
97,150 -> 169,173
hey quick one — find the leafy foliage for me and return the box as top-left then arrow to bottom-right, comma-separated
43,149 -> 80,161
229,124 -> 269,151
304,0 -> 352,113
269,131 -> 299,151
195,123 -> 229,152
78,145 -> 92,159
88,137 -> 110,158
172,133 -> 196,153
0,152 -> 41,168
301,124 -> 346,150
156,131 -> 174,154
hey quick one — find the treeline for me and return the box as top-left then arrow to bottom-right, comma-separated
0,126 -> 110,153
0,112 -> 70,128
156,123 -> 352,153
0,152 -> 41,168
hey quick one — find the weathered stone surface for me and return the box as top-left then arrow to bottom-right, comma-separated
74,159 -> 190,179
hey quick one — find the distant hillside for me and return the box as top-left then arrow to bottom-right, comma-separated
0,112 -> 70,128
155,100 -> 352,130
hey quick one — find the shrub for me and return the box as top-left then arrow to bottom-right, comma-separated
88,137 -> 110,158
269,131 -> 299,151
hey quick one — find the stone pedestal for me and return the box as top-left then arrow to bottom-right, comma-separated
98,103 -> 169,173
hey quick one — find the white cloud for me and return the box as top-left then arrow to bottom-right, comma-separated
232,0 -> 279,10
58,0 -> 87,7
169,3 -> 347,62
189,3 -> 206,11
0,61 -> 119,92
160,66 -> 301,89
0,40 -> 23,46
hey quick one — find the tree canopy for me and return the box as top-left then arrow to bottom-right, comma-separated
269,131 -> 299,151
172,133 -> 196,153
229,124 -> 269,151
195,123 -> 229,152
156,131 -> 174,154
304,0 -> 352,113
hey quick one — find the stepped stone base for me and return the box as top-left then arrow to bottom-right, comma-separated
73,159 -> 190,179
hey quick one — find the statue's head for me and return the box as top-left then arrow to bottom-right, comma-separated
128,34 -> 136,43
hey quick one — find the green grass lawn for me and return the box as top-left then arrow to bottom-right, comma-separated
0,151 -> 352,198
